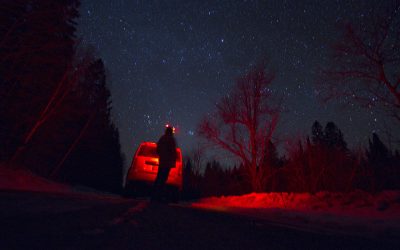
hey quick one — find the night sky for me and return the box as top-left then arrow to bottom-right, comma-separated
77,0 -> 399,165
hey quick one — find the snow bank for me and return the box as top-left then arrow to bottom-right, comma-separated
0,166 -> 124,201
191,191 -> 400,237
193,191 -> 400,215
0,166 -> 70,194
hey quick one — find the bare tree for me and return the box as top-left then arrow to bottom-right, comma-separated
198,64 -> 281,192
318,8 -> 400,123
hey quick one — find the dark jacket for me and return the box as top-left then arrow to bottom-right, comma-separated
156,134 -> 177,168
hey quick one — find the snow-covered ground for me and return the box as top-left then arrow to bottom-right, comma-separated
0,166 -> 118,199
2,165 -> 399,239
0,166 -> 70,193
191,191 -> 400,237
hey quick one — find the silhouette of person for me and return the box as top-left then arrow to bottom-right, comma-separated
152,126 -> 177,201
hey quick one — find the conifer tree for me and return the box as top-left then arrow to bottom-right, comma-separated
367,133 -> 389,166
55,57 -> 124,193
0,0 -> 79,164
311,121 -> 324,146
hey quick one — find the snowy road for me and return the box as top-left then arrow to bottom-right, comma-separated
0,191 -> 398,249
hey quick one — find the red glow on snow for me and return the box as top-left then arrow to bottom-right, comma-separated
191,192 -> 400,236
192,193 -> 297,210
191,191 -> 400,219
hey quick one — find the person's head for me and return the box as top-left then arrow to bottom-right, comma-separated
165,126 -> 173,136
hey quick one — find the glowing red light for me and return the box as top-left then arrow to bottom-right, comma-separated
165,124 -> 176,134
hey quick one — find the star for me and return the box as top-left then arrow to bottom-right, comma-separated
77,0 -> 399,164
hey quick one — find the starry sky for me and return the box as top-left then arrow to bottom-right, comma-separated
77,0 -> 399,165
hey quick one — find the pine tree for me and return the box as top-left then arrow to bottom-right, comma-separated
311,120 -> 324,146
324,122 -> 339,147
0,0 -> 79,164
56,58 -> 124,193
367,133 -> 389,166
262,140 -> 279,168
0,1 -> 125,192
323,122 -> 347,150
337,130 -> 347,150
365,133 -> 396,191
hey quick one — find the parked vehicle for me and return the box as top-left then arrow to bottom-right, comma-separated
124,142 -> 183,199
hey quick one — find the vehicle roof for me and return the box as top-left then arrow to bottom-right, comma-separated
139,141 -> 181,151
140,142 -> 157,147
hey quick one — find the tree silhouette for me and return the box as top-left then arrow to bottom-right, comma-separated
311,120 -> 324,145
198,64 -> 281,192
53,56 -> 124,192
202,160 -> 225,196
365,133 -> 391,191
188,143 -> 206,176
318,6 -> 400,123
263,140 -> 280,168
0,0 -> 79,164
367,133 -> 390,165
324,122 -> 347,150
0,1 -> 124,192
286,121 -> 353,192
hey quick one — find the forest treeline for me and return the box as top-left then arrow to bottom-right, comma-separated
183,121 -> 400,199
191,5 -> 400,198
0,1 -> 123,193
1,1 -> 399,196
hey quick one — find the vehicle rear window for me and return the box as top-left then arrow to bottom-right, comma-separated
138,144 -> 182,161
138,145 -> 158,157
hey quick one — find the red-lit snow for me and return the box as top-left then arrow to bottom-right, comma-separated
0,166 -> 125,202
191,191 -> 400,236
0,166 -> 70,193
2,165 -> 399,237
